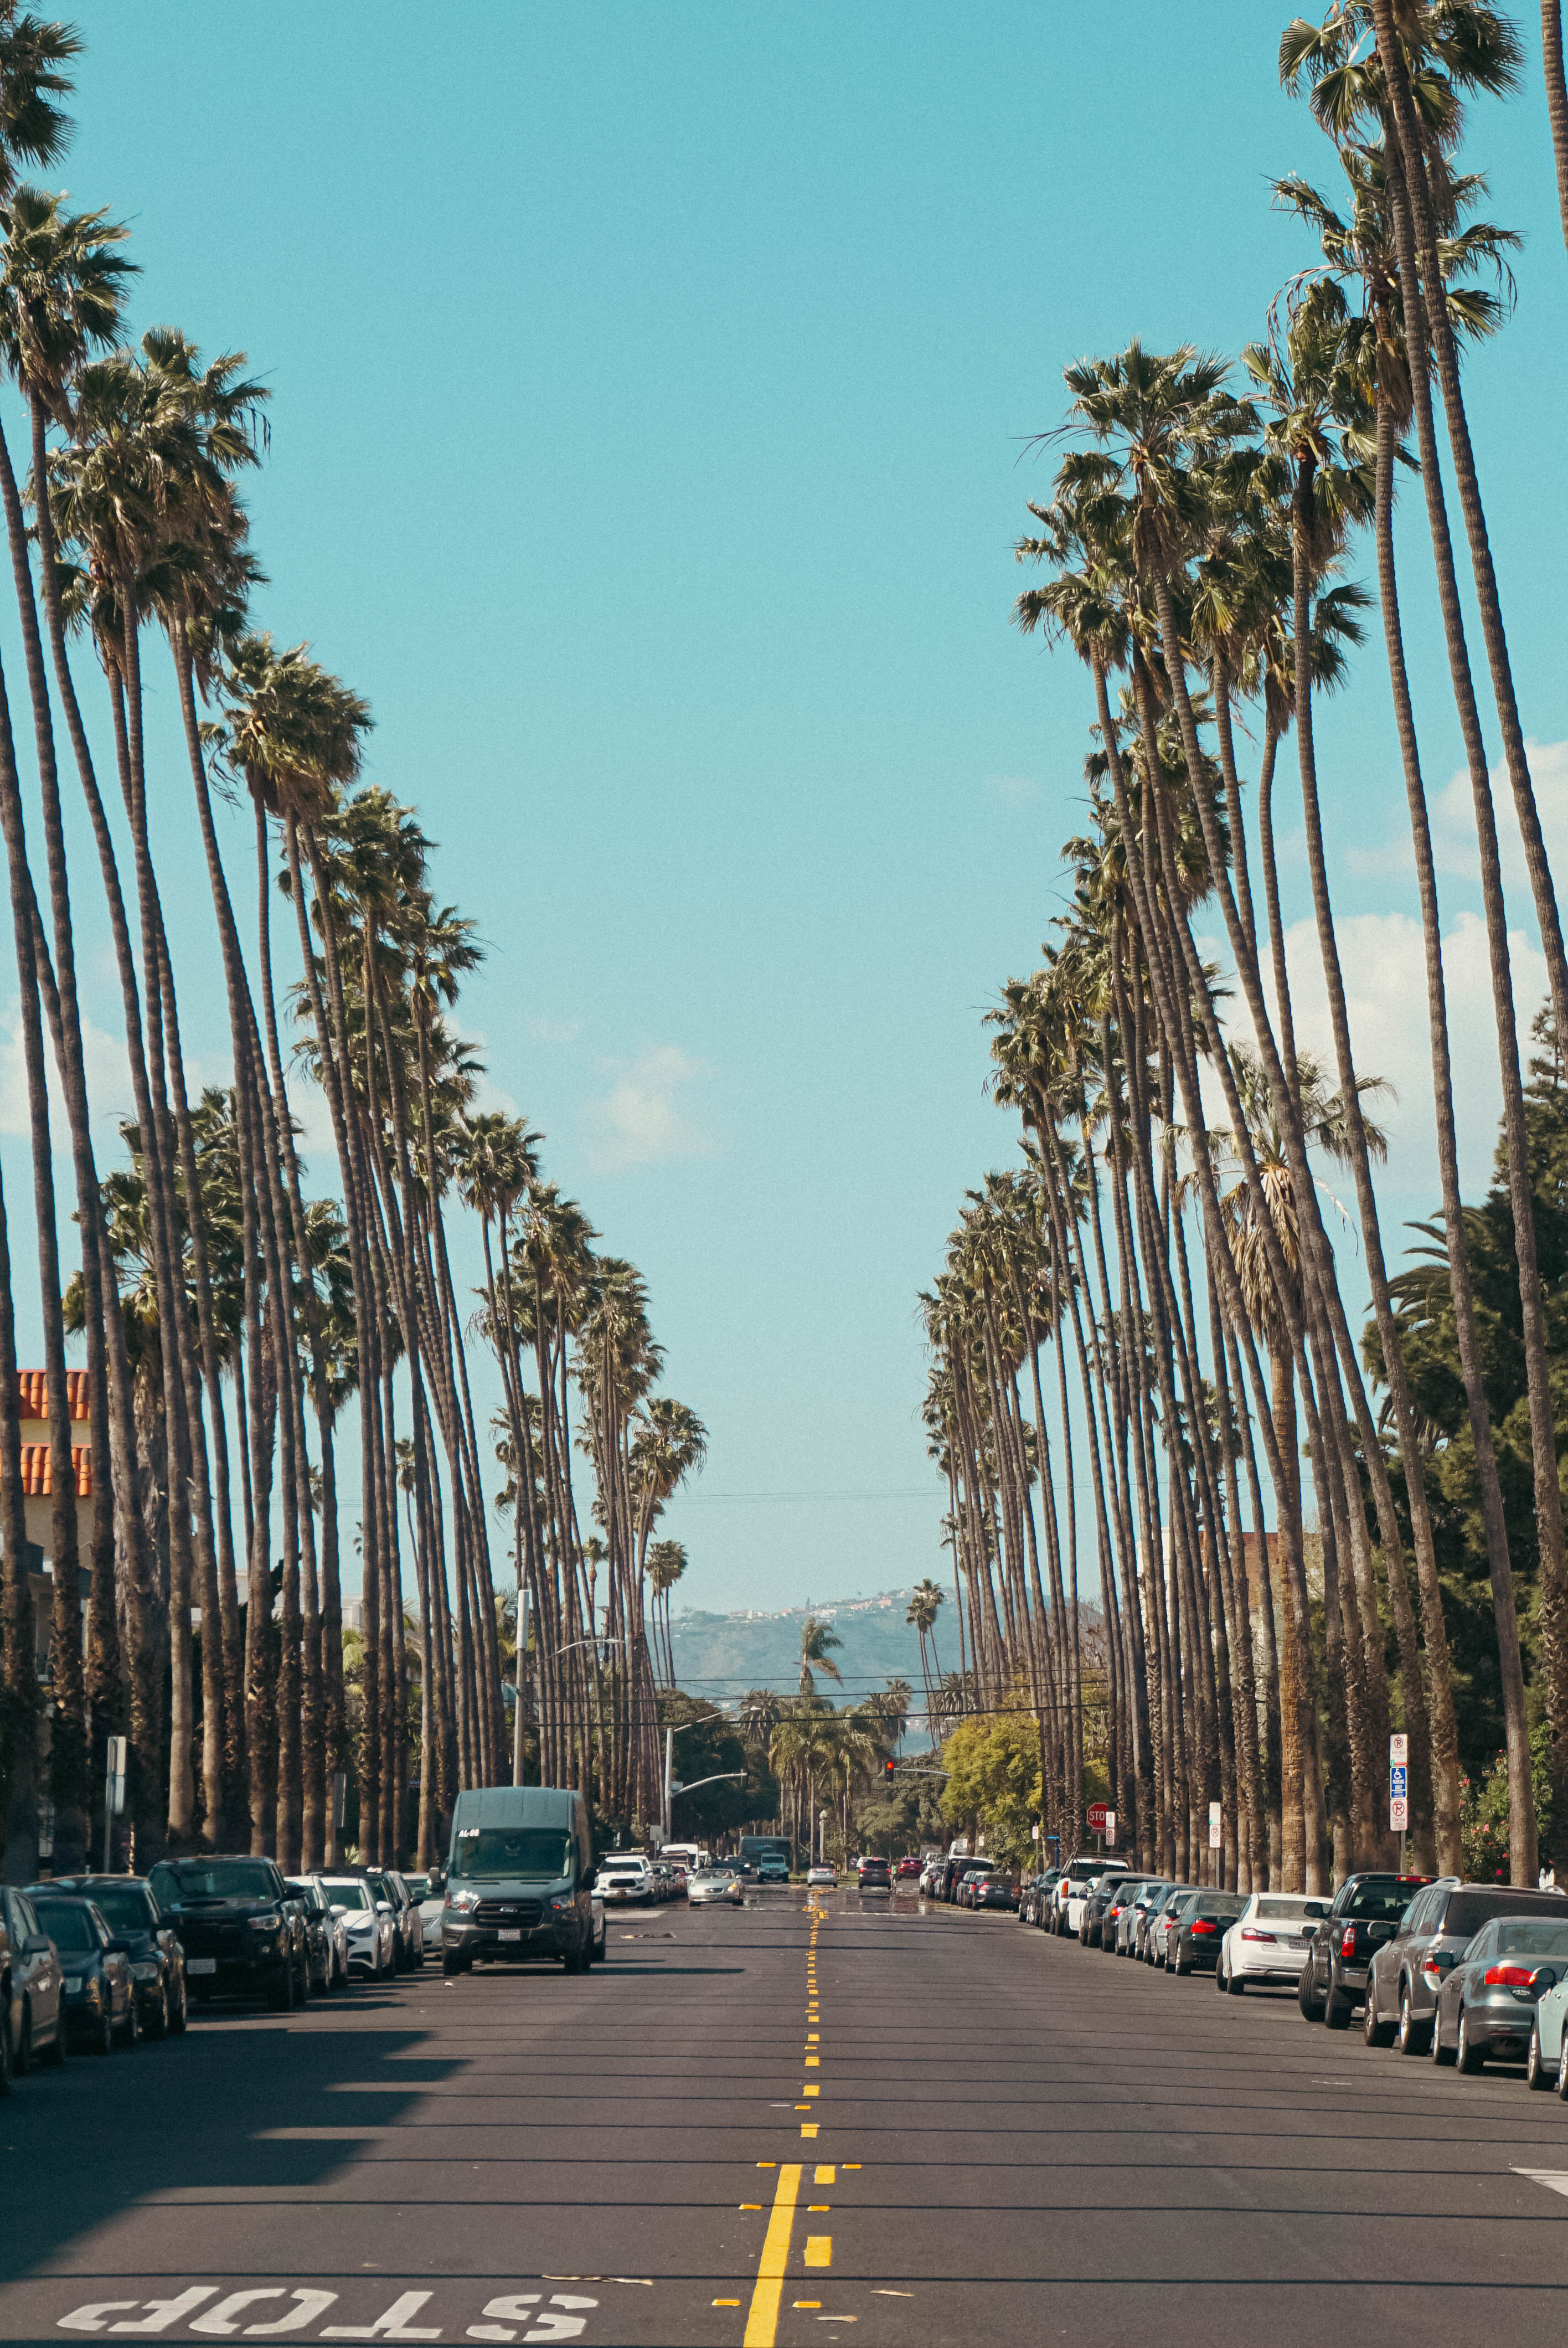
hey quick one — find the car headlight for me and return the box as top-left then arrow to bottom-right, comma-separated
63,1975 -> 84,1993
132,1960 -> 161,1982
446,1888 -> 480,1913
548,1894 -> 575,1913
247,1912 -> 282,1932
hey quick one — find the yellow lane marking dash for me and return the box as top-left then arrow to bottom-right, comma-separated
814,2165 -> 835,2184
801,2122 -> 818,2138
743,2160 -> 802,2348
804,2237 -> 832,2269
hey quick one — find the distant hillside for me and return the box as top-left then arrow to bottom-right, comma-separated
669,1587 -> 946,1702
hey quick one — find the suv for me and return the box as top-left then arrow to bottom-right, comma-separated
758,1852 -> 792,1886
857,1856 -> 892,1894
148,1854 -> 309,2009
599,1857 -> 655,1906
1298,1872 -> 1432,2028
1363,1878 -> 1568,2055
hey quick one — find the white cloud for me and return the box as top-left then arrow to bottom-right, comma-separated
1203,909 -> 1546,1209
983,774 -> 1039,806
1345,737 -> 1568,909
587,1045 -> 713,1172
1,997 -> 137,1155
522,1013 -> 585,1047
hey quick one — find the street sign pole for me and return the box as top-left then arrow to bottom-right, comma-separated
103,1733 -> 127,1872
1390,1733 -> 1409,1871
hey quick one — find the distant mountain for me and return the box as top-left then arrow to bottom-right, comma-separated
668,1587 -> 946,1702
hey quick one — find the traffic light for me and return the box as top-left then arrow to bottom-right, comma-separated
883,1758 -> 896,1777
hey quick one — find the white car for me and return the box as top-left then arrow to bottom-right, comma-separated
688,1867 -> 745,1907
806,1866 -> 837,1888
403,1871 -> 446,1953
1217,1891 -> 1321,1993
319,1876 -> 399,1977
1057,1859 -> 1127,1937
599,1859 -> 655,1906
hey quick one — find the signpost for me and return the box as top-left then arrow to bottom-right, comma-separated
102,1733 -> 126,1872
1104,1810 -> 1117,1850
1390,1733 -> 1409,1866
1208,1801 -> 1221,1852
1087,1801 -> 1108,1845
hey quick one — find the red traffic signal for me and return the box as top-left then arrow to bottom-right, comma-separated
883,1759 -> 896,1776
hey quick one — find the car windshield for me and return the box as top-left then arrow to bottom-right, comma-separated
286,1882 -> 326,1912
1256,1897 -> 1312,1920
1493,1920 -> 1568,1958
450,1829 -> 574,1881
87,1886 -> 156,1935
35,1902 -> 99,1952
162,1860 -> 277,1901
1343,1880 -> 1424,1922
403,1876 -> 432,1900
323,1882 -> 371,1911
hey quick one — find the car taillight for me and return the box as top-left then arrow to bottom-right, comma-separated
1190,1920 -> 1218,1935
1341,1928 -> 1358,1959
1240,1928 -> 1275,1944
1422,1956 -> 1442,1981
1483,1964 -> 1536,1989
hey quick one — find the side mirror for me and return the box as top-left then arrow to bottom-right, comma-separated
329,1906 -> 347,1918
1367,1921 -> 1396,1944
1303,1901 -> 1328,1919
1302,1923 -> 1318,1939
105,1938 -> 132,1954
375,1902 -> 393,1916
23,1933 -> 53,1956
428,1871 -> 445,1894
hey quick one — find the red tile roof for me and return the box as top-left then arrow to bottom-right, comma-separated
16,1370 -> 91,1423
19,1443 -> 93,1497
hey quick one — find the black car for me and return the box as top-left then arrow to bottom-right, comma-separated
857,1857 -> 893,1894
28,1894 -> 137,2054
1167,1889 -> 1247,1974
148,1855 -> 310,2010
42,1876 -> 188,2039
2,1884 -> 68,2080
972,1870 -> 1019,1913
1298,1871 -> 1432,2028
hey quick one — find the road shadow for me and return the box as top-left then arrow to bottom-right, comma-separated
1,2000 -> 461,2283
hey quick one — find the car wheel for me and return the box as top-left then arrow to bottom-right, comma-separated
90,2000 -> 113,2056
43,2006 -> 67,2066
1456,2008 -> 1485,2073
1557,2037 -> 1568,2099
0,2005 -> 11,2095
1324,1984 -> 1352,2031
13,2005 -> 31,2078
442,1951 -> 468,1977
170,1976 -> 188,2034
118,1990 -> 140,2048
1298,1969 -> 1324,2023
1227,1964 -> 1246,1997
267,1961 -> 295,2014
1528,2019 -> 1554,2090
148,1981 -> 170,2041
1431,2003 -> 1455,2065
1364,1986 -> 1394,2048
1172,1945 -> 1187,1977
1396,1984 -> 1427,2057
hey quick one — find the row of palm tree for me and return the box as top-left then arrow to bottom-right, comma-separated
921,2 -> 1568,1891
0,8 -> 704,1881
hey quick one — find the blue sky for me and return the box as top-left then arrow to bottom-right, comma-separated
3,4 -> 1566,1617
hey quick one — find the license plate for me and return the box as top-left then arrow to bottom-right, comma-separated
1286,1935 -> 1304,1948
497,1928 -> 521,1943
187,1958 -> 217,1975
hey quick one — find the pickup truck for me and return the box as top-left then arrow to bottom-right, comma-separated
1298,1871 -> 1432,2027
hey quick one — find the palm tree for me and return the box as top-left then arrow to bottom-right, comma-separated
798,1616 -> 844,1702
646,1539 -> 687,1687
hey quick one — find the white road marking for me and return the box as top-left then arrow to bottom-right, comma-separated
1514,2167 -> 1568,2200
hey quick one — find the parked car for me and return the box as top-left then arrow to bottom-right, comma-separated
1055,1858 -> 1128,1938
1427,1913 -> 1568,2072
402,1870 -> 447,1953
954,1866 -> 991,1909
806,1866 -> 838,1888
1360,1879 -> 1567,2056
1298,1871 -> 1432,2027
896,1857 -> 922,1881
1119,1881 -> 1172,1956
1167,1889 -> 1247,1974
318,1875 -> 398,1978
44,1875 -> 188,2037
971,1869 -> 1019,1913
2,1883 -> 68,2079
652,1861 -> 679,1903
147,1855 -> 309,2011
1217,1891 -> 1325,1994
28,1894 -> 137,2053
689,1866 -> 745,1907
1083,1876 -> 1141,1949
286,1877 -> 350,1992
1143,1884 -> 1196,1967
1522,1949 -> 1568,2090
1022,1870 -> 1061,1927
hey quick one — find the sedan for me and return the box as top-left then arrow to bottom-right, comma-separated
43,1875 -> 188,2037
972,1871 -> 1020,1913
286,1878 -> 350,1992
806,1866 -> 838,1888
318,1876 -> 398,1976
29,1895 -> 137,2054
1144,1885 -> 1198,1968
1432,1914 -> 1568,2072
1097,1879 -> 1149,1955
689,1867 -> 745,1907
1168,1891 -> 1246,1974
1119,1882 -> 1172,1956
2,1883 -> 68,2077
402,1870 -> 447,1953
1218,1892 -> 1325,1994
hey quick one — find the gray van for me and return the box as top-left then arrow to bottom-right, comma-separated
442,1787 -> 597,1976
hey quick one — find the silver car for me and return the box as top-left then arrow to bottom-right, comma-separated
688,1867 -> 745,1907
1363,1878 -> 1568,2056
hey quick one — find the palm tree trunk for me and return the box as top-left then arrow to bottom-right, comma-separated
1546,3 -> 1568,259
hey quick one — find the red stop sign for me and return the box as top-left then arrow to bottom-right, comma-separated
1086,1802 -> 1108,1832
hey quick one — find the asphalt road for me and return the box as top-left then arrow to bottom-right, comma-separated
8,1886 -> 1568,2346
